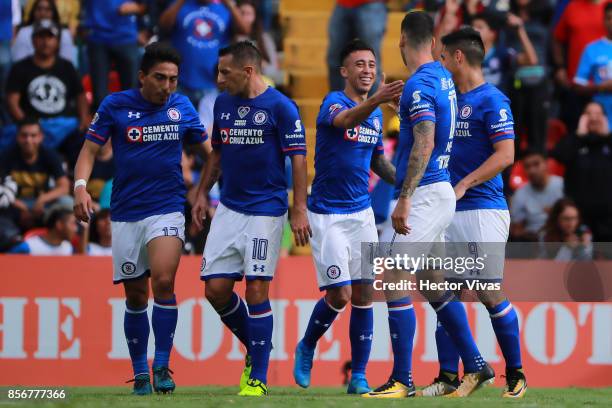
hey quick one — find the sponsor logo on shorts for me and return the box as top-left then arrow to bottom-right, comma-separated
121,262 -> 136,275
326,265 -> 341,280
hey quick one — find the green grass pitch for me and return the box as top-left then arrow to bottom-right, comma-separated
4,386 -> 612,408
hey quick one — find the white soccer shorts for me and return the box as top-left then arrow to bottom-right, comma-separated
444,209 -> 510,281
380,181 -> 456,260
308,207 -> 378,291
200,203 -> 286,281
111,212 -> 185,284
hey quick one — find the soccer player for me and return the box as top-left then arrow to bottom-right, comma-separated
192,41 -> 310,397
365,12 -> 493,398
73,43 -> 209,395
292,39 -> 403,395
421,26 -> 525,398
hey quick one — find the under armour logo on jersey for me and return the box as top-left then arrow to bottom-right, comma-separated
127,338 -> 139,344
499,109 -> 508,122
221,112 -> 230,120
251,340 -> 266,346
128,111 -> 141,119
359,334 -> 373,341
253,264 -> 265,273
391,333 -> 398,339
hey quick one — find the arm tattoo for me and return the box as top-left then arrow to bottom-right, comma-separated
400,120 -> 434,198
205,166 -> 221,191
371,154 -> 396,185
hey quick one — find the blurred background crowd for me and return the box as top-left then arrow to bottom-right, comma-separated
0,0 -> 611,260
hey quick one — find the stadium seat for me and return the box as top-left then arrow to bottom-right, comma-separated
82,71 -> 122,105
546,118 -> 568,151
23,227 -> 47,240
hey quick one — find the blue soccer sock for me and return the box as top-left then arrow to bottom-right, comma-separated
124,303 -> 150,376
218,292 -> 250,351
435,319 -> 460,374
349,303 -> 373,376
387,297 -> 415,387
248,300 -> 274,384
431,291 -> 484,373
488,300 -> 522,370
302,297 -> 343,349
152,295 -> 178,368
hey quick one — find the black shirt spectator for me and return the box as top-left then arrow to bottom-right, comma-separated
551,101 -> 612,241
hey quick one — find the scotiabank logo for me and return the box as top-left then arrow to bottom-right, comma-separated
126,127 -> 143,143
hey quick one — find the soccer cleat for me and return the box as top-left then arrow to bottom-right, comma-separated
152,366 -> 175,394
347,373 -> 371,395
502,368 -> 527,398
238,378 -> 268,396
417,371 -> 460,397
239,354 -> 252,391
362,378 -> 415,398
127,373 -> 152,395
446,362 -> 495,397
293,340 -> 314,388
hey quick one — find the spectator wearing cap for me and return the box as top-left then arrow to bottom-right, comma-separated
326,0 -> 387,92
159,0 -> 248,131
11,0 -> 77,66
0,118 -> 70,229
573,2 -> 612,126
5,19 -> 89,150
8,203 -> 76,255
84,0 -> 147,110
551,101 -> 612,241
553,0 -> 607,131
510,150 -> 564,241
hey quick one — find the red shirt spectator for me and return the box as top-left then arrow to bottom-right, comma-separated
554,0 -> 607,79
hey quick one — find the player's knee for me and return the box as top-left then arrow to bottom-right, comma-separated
326,286 -> 351,310
151,275 -> 175,295
125,289 -> 148,309
205,283 -> 232,309
477,289 -> 506,309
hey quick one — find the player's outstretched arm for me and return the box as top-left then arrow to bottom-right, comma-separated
191,149 -> 222,231
290,155 -> 312,246
332,73 -> 404,129
454,139 -> 514,200
73,139 -> 102,223
370,152 -> 396,185
391,120 -> 435,235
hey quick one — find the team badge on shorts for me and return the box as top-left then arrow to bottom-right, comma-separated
326,265 -> 341,280
253,110 -> 267,125
167,107 -> 181,122
121,262 -> 136,275
460,105 -> 472,119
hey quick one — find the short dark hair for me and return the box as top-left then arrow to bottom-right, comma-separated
340,38 -> 376,65
605,1 -> 612,14
17,117 -> 41,131
522,147 -> 546,161
471,12 -> 498,31
401,11 -> 434,48
45,209 -> 72,230
441,27 -> 486,66
218,40 -> 262,70
140,42 -> 181,74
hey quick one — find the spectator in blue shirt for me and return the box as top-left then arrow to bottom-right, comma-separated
85,0 -> 147,110
574,2 -> 612,126
159,0 -> 248,131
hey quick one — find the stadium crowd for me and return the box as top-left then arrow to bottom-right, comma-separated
0,0 -> 611,258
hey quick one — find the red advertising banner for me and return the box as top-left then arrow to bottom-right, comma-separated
0,256 -> 610,387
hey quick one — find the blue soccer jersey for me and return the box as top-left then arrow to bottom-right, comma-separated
574,38 -> 612,122
211,87 -> 306,216
394,61 -> 456,199
308,91 -> 384,214
450,83 -> 515,211
86,89 -> 207,222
